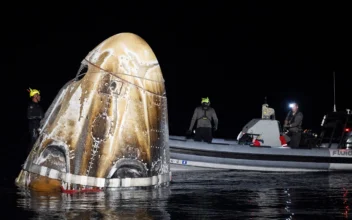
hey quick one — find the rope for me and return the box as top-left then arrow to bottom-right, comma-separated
66,59 -> 166,97
85,59 -> 164,83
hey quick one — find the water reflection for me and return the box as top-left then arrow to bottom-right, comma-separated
8,171 -> 352,219
328,174 -> 351,219
167,171 -> 352,219
16,187 -> 171,220
167,171 -> 296,219
342,188 -> 350,219
281,172 -> 352,219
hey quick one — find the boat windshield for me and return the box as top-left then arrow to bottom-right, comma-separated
318,112 -> 351,147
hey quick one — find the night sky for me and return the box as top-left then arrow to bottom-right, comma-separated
2,1 -> 350,159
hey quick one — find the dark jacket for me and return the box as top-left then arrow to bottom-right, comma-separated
27,101 -> 44,128
189,106 -> 218,130
285,111 -> 303,132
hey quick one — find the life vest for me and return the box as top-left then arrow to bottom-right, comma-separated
198,108 -> 210,121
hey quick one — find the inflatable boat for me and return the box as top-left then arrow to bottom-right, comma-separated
170,109 -> 352,172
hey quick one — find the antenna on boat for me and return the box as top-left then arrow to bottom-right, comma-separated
264,96 -> 267,104
333,71 -> 336,112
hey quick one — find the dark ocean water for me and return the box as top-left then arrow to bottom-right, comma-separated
1,169 -> 352,220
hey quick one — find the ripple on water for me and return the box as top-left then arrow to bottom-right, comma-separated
0,170 -> 351,219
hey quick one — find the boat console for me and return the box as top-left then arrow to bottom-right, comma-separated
237,119 -> 282,147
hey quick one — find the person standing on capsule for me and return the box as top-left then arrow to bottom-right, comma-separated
187,97 -> 218,143
27,88 -> 44,151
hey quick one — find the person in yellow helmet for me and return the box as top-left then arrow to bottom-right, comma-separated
187,97 -> 218,143
27,88 -> 44,151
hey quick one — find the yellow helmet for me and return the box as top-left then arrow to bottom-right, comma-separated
201,97 -> 210,104
28,88 -> 40,97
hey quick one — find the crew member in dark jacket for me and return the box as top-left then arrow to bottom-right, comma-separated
27,88 -> 44,150
284,103 -> 303,148
187,97 -> 218,143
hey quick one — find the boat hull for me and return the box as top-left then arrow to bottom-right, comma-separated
169,136 -> 352,172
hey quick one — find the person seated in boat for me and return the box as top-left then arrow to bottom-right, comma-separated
187,97 -> 218,143
284,102 -> 303,148
262,103 -> 275,120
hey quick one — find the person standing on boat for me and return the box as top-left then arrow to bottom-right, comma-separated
187,97 -> 218,143
284,103 -> 303,148
27,88 -> 44,152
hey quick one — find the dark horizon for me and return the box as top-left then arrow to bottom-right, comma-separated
2,2 -> 350,146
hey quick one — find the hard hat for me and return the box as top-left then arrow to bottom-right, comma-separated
28,88 -> 40,97
201,97 -> 210,103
